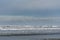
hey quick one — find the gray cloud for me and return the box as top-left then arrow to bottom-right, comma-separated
0,0 -> 60,10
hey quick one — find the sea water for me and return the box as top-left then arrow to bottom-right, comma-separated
0,34 -> 60,40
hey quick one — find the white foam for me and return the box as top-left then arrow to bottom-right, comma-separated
0,25 -> 59,30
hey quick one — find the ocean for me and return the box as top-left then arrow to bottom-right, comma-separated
0,34 -> 60,40
0,16 -> 60,40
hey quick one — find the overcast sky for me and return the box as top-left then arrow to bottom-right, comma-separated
0,0 -> 60,9
0,0 -> 60,16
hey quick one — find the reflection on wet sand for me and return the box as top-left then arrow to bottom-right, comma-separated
43,38 -> 60,40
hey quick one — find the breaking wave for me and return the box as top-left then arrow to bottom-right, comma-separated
0,25 -> 59,36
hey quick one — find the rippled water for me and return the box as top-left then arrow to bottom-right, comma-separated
0,34 -> 60,40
